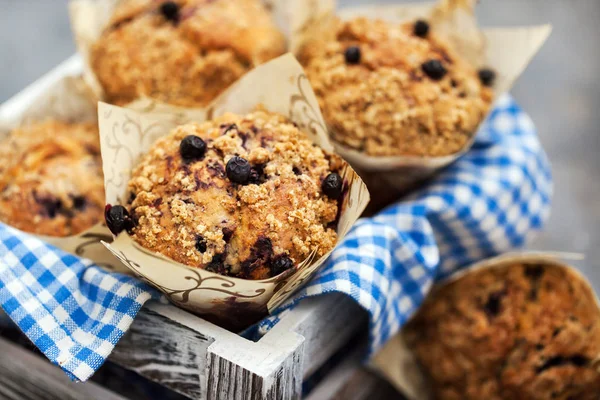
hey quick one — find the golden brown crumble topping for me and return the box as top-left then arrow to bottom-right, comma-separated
301,17 -> 494,157
127,109 -> 342,280
405,263 -> 600,400
91,0 -> 286,107
0,120 -> 105,236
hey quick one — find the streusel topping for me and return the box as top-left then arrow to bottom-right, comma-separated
91,0 -> 286,107
405,263 -> 600,400
126,109 -> 343,279
0,120 -> 104,236
301,17 -> 494,157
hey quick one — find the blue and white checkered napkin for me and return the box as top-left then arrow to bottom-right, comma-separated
0,94 -> 551,381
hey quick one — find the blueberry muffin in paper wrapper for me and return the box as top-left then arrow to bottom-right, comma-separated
69,0 -> 325,108
371,253 -> 600,400
293,0 -> 551,209
98,54 -> 369,329
0,74 -> 127,273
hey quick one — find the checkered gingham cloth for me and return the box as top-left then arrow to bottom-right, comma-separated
0,94 -> 551,382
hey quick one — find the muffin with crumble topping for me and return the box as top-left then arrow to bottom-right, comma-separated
404,262 -> 600,400
0,120 -> 105,236
89,0 -> 286,107
300,17 -> 495,157
106,109 -> 345,280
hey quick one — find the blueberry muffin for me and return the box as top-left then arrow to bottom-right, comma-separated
90,0 -> 286,107
0,120 -> 105,236
300,17 -> 495,157
404,262 -> 600,400
107,109 -> 344,280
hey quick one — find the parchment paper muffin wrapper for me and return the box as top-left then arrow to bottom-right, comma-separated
369,252 -> 600,400
97,54 -> 370,326
293,0 -> 551,202
0,74 -> 127,273
68,0 -> 335,104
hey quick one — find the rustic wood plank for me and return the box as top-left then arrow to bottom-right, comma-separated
330,368 -> 405,400
108,293 -> 367,400
204,314 -> 305,400
109,307 -> 214,398
305,334 -> 366,400
110,302 -> 307,399
262,293 -> 368,378
0,336 -> 125,400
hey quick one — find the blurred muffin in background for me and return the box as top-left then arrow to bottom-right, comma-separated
0,120 -> 105,236
404,262 -> 600,400
301,17 -> 495,157
90,0 -> 286,107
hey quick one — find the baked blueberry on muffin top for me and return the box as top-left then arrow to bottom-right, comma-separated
0,120 -> 105,236
90,0 -> 286,107
301,17 -> 495,157
118,110 -> 344,280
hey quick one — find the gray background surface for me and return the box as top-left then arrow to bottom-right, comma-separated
1,0 -> 598,289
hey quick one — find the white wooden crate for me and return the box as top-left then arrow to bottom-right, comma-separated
0,56 -> 369,400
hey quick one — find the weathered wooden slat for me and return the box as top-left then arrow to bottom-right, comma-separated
0,336 -> 126,400
109,307 -> 214,398
108,294 -> 366,399
330,368 -> 405,400
261,293 -> 368,377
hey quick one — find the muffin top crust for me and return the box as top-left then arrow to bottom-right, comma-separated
120,109 -> 344,280
0,120 -> 105,236
301,17 -> 494,157
91,0 -> 286,107
404,262 -> 600,400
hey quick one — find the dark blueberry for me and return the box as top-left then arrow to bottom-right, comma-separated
160,1 -> 180,22
271,255 -> 294,276
180,135 -> 206,161
240,237 -> 273,276
422,59 -> 447,80
292,166 -> 302,176
195,236 -> 207,253
254,237 -> 273,256
105,204 -> 133,235
478,68 -> 496,87
413,19 -> 430,37
72,196 -> 87,211
321,172 -> 343,200
483,291 -> 503,318
38,197 -> 63,218
344,46 -> 361,64
205,253 -> 227,274
524,264 -> 544,280
226,156 -> 251,184
222,227 -> 234,243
